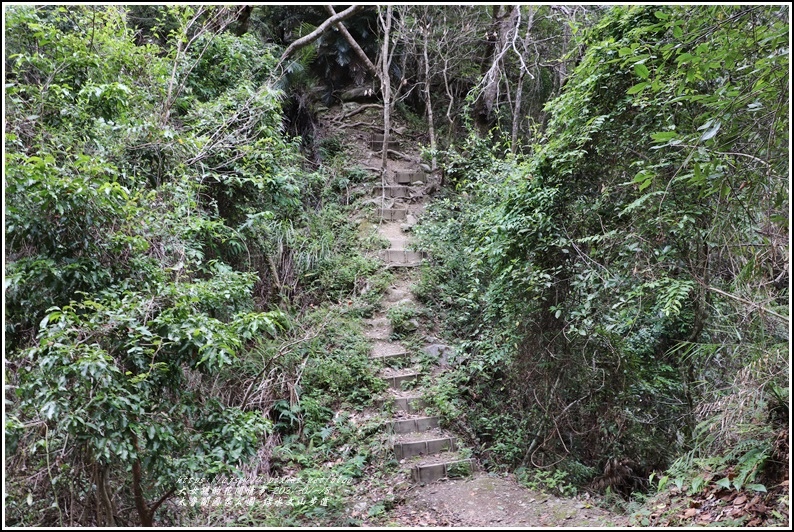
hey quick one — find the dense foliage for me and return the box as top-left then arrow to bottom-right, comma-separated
415,4 -> 788,495
3,3 -> 788,527
5,5 -> 385,526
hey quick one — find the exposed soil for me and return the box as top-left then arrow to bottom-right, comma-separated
387,473 -> 629,527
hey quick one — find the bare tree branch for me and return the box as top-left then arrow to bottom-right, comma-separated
277,5 -> 364,65
324,5 -> 381,81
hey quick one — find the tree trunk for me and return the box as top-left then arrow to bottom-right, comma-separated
379,6 -> 393,173
96,464 -> 116,527
130,432 -> 176,527
422,24 -> 437,171
475,5 -> 520,137
234,5 -> 253,37
511,6 -> 536,153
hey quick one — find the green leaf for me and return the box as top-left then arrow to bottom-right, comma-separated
634,63 -> 650,79
689,475 -> 706,494
632,170 -> 655,192
715,477 -> 732,489
654,10 -> 669,20
651,131 -> 677,142
627,82 -> 649,95
699,120 -> 721,141
747,483 -> 767,492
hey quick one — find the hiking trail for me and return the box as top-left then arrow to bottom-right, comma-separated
317,102 -> 628,527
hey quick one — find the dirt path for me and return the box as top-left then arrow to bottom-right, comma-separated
388,474 -> 628,527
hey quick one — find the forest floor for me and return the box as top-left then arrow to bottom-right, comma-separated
373,473 -> 628,527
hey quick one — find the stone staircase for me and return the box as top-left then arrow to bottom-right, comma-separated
362,149 -> 474,485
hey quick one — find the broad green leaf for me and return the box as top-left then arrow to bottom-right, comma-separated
634,63 -> 650,79
699,120 -> 721,141
627,82 -> 648,95
651,131 -> 677,142
747,484 -> 767,492
715,477 -> 731,489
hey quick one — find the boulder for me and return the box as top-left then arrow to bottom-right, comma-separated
423,343 -> 455,367
384,286 -> 411,303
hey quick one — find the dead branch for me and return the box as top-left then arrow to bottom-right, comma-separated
333,120 -> 380,130
277,5 -> 364,66
324,5 -> 381,81
387,149 -> 416,162
341,103 -> 383,120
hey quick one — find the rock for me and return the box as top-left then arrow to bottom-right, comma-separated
423,343 -> 455,366
412,180 -> 425,185
401,224 -> 412,233
384,286 -> 410,303
420,163 -> 432,173
405,214 -> 418,226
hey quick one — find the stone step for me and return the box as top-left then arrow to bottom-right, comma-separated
386,232 -> 410,244
379,249 -> 426,266
387,415 -> 440,434
411,457 -> 474,484
362,316 -> 391,340
375,208 -> 407,221
373,185 -> 410,198
375,395 -> 427,413
371,350 -> 412,365
370,340 -> 407,356
394,435 -> 457,460
370,133 -> 399,151
381,370 -> 421,390
395,170 -> 426,184
392,395 -> 426,413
